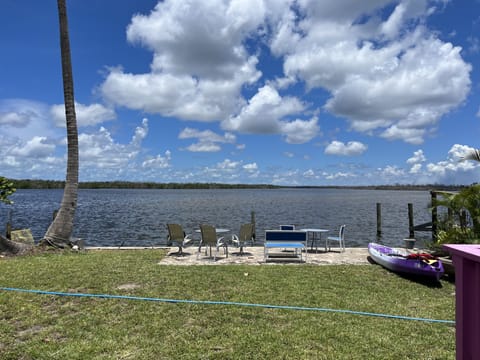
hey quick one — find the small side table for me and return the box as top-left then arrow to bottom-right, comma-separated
300,229 -> 329,252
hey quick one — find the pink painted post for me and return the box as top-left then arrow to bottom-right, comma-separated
443,244 -> 480,360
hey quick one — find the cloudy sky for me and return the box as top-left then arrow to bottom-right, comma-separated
1,0 -> 480,186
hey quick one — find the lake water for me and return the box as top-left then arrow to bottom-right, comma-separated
1,188 -> 434,248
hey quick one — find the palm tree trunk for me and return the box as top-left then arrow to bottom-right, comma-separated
41,0 -> 79,248
0,234 -> 32,254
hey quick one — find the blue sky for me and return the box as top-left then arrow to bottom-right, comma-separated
1,0 -> 480,186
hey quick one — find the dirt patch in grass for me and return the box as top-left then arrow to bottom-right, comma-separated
116,283 -> 142,290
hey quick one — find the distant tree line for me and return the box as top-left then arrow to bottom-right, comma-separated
10,179 -> 279,190
8,179 -> 467,191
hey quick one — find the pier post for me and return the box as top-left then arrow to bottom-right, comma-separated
6,221 -> 11,239
6,209 -> 12,239
376,203 -> 382,240
431,191 -> 437,241
408,203 -> 414,238
251,210 -> 256,240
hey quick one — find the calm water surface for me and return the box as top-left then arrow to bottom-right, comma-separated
1,188 -> 433,247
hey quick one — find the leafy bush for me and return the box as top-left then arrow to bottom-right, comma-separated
435,227 -> 478,245
430,185 -> 480,249
0,176 -> 16,205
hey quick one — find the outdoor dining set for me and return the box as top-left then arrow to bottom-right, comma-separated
166,223 -> 346,262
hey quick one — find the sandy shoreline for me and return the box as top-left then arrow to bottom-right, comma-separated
157,246 -> 370,266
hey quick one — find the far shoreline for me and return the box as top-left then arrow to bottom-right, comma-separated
9,179 -> 466,192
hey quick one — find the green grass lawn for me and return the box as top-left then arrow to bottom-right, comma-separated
0,250 -> 455,359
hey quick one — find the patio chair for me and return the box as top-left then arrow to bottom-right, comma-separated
231,223 -> 254,256
326,224 -> 346,252
166,223 -> 192,256
198,224 -> 228,261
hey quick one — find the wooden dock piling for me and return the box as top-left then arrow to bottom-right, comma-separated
408,203 -> 414,238
431,191 -> 437,241
251,210 -> 256,239
376,203 -> 382,240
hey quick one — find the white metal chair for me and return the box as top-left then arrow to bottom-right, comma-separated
326,225 -> 346,252
166,223 -> 193,255
231,223 -> 254,255
197,224 -> 228,260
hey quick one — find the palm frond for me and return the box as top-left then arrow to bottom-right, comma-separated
461,148 -> 480,162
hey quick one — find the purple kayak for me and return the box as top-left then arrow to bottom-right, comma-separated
368,243 -> 444,281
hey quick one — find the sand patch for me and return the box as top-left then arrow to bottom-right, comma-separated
158,246 -> 370,266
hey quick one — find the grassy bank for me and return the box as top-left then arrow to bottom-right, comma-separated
0,250 -> 455,359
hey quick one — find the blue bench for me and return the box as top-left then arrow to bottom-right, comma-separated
264,230 -> 307,262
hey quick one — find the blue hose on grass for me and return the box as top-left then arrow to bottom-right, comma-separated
0,286 -> 454,325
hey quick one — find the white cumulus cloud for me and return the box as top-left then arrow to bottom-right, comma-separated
223,85 -> 318,143
50,102 -> 116,127
101,0 -> 264,122
407,149 -> 427,164
10,136 -> 55,158
142,150 -> 172,169
324,140 -> 367,156
276,0 -> 471,144
179,127 -> 236,152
